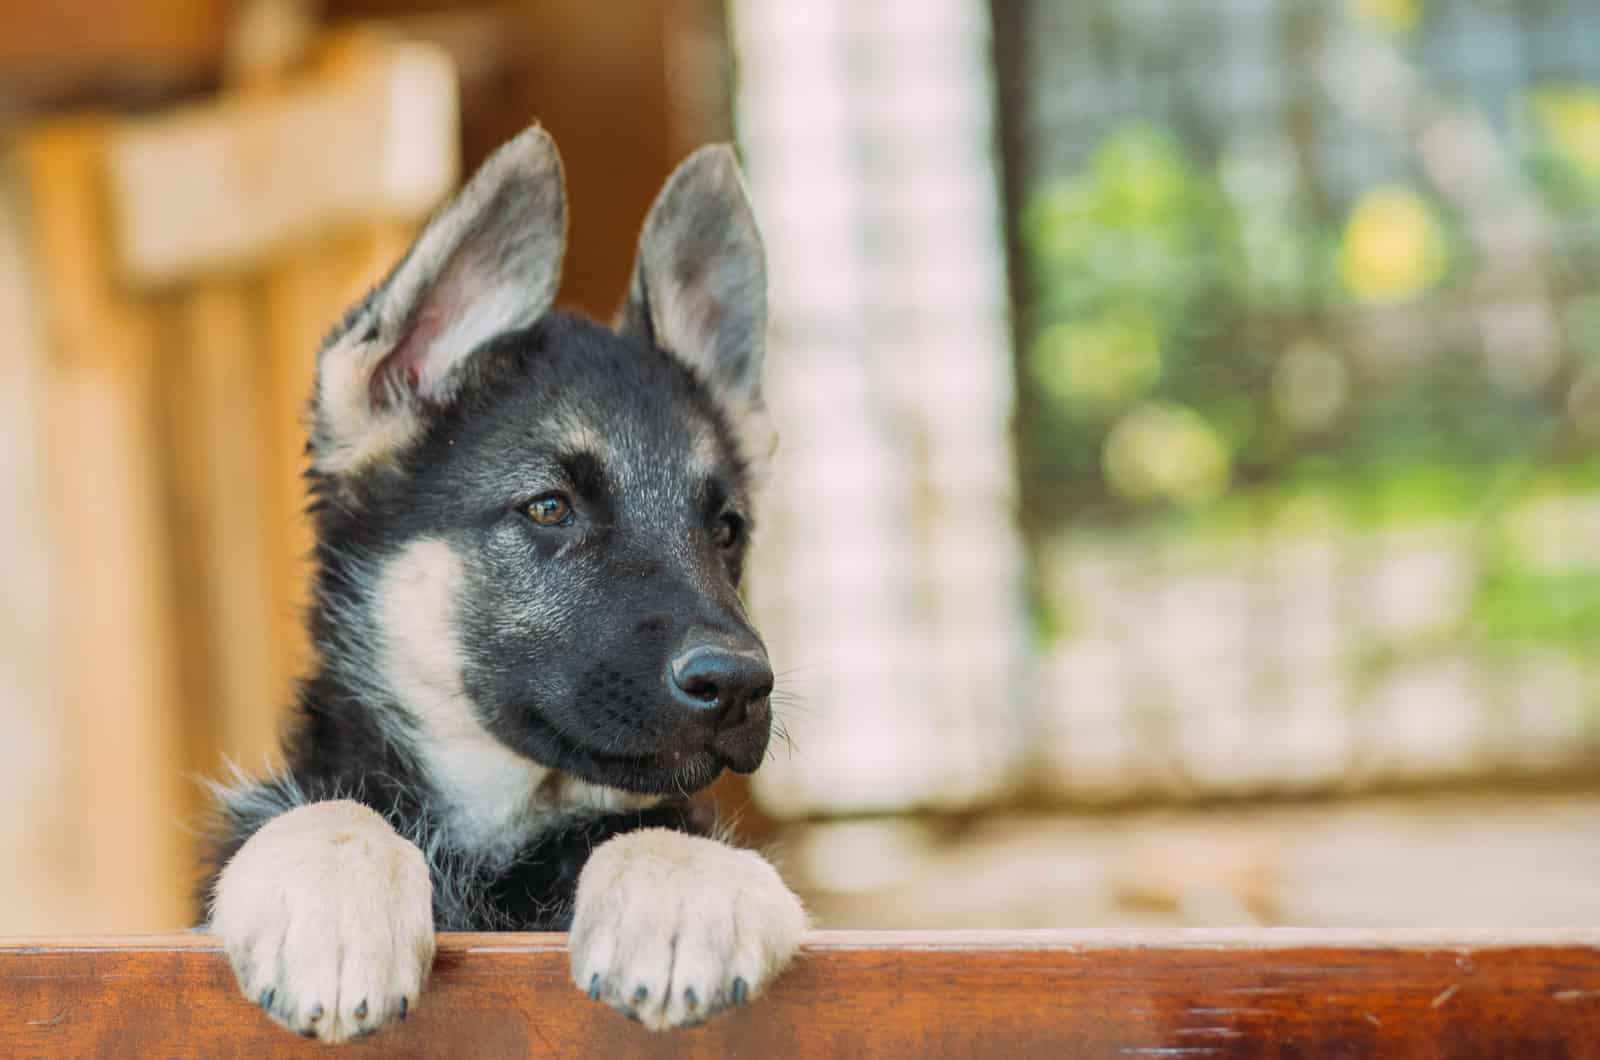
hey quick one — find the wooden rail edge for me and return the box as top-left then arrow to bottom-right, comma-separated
5,930 -> 1600,1057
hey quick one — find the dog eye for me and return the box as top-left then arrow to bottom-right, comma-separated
524,492 -> 574,527
713,512 -> 744,550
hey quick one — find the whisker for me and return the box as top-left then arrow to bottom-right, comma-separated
770,701 -> 815,723
770,717 -> 798,756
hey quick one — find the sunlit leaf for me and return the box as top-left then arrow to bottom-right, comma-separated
1530,85 -> 1600,183
1273,341 -> 1349,431
1103,401 -> 1233,507
1337,187 -> 1448,302
1029,308 -> 1162,417
1350,0 -> 1423,34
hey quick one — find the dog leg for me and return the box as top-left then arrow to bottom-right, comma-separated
568,827 -> 807,1029
209,800 -> 435,1042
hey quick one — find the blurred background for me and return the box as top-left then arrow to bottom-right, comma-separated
0,0 -> 1596,933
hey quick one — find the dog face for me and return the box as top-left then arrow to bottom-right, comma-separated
307,129 -> 776,796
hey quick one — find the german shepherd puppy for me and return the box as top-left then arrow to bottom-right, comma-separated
203,126 -> 806,1042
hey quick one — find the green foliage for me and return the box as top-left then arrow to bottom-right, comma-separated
1024,124 -> 1233,326
1473,571 -> 1600,646
1524,85 -> 1600,211
1021,124 -> 1251,520
1018,114 -> 1589,531
1012,1 -> 1600,717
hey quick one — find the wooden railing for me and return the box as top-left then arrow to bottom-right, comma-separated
5,930 -> 1600,1056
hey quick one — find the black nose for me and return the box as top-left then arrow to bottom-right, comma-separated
668,644 -> 774,730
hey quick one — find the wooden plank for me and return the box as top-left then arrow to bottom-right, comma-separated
257,224 -> 419,732
18,123 -> 194,930
3,931 -> 1600,1057
169,281 -> 284,770
515,0 -> 681,318
0,151 -> 77,933
103,34 -> 457,286
0,0 -> 227,101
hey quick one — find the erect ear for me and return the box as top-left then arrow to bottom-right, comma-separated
312,125 -> 567,475
619,144 -> 767,404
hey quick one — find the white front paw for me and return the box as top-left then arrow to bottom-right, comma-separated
569,828 -> 807,1030
209,800 -> 436,1042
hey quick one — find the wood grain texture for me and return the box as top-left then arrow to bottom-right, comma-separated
19,124 -> 194,932
0,0 -> 227,100
4,931 -> 1600,1058
0,151 -> 76,933
104,33 -> 457,286
171,280 -> 282,773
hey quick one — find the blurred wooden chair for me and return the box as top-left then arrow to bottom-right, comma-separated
3,28 -> 457,930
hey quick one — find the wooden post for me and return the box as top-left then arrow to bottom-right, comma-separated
10,33 -> 459,930
19,123 -> 194,930
169,280 -> 282,771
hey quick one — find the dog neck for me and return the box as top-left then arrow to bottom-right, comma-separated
419,728 -> 658,864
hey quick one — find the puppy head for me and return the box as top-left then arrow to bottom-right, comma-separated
309,128 -> 775,795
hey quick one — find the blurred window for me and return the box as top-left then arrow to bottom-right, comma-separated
1007,0 -> 1600,801
732,0 -> 1600,816
733,0 -> 1026,816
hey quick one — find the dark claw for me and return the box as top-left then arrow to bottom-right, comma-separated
622,1008 -> 641,1023
308,1003 -> 324,1023
259,988 -> 274,1010
301,1028 -> 318,1039
399,996 -> 410,1019
632,985 -> 649,1004
588,974 -> 602,1001
355,999 -> 368,1020
732,978 -> 748,1005
684,987 -> 699,1011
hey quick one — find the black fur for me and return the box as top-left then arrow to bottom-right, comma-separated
204,744 -> 711,931
203,127 -> 774,947
202,309 -> 763,931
